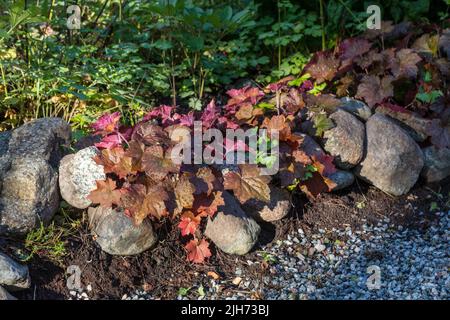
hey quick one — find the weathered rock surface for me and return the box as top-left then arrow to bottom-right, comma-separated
59,147 -> 105,209
328,170 -> 355,191
0,252 -> 31,291
338,97 -> 372,121
296,133 -> 326,158
243,186 -> 291,222
0,286 -> 17,300
323,109 -> 365,169
0,131 -> 12,191
7,117 -> 71,165
376,106 -> 430,142
88,207 -> 157,256
355,114 -> 424,196
421,146 -> 450,183
205,192 -> 260,255
439,28 -> 450,58
0,158 -> 59,235
0,118 -> 70,236
0,131 -> 11,153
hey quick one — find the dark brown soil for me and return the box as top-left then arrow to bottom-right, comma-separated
4,178 -> 449,300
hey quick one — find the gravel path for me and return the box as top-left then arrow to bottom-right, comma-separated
119,210 -> 449,300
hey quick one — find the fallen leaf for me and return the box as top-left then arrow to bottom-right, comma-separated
232,277 -> 242,286
185,238 -> 212,264
207,271 -> 220,280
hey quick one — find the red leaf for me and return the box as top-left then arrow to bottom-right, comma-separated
223,164 -> 271,204
390,49 -> 422,79
91,112 -> 121,136
131,122 -> 172,147
121,184 -> 169,225
299,172 -> 336,199
303,52 -> 340,84
141,145 -> 180,181
143,105 -> 174,125
87,178 -> 122,208
217,116 -> 240,129
266,76 -> 295,92
95,133 -> 122,149
356,75 -> 394,108
95,146 -> 135,179
312,154 -> 336,176
178,211 -> 201,236
177,111 -> 195,127
196,191 -> 225,218
339,38 -> 372,64
185,238 -> 212,263
200,99 -> 219,129
225,86 -> 264,114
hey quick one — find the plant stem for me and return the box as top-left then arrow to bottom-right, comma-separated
0,64 -> 8,97
277,0 -> 281,69
319,0 -> 326,51
170,48 -> 177,107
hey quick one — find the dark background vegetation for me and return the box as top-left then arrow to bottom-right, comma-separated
0,0 -> 448,133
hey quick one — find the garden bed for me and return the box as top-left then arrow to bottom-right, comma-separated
7,179 -> 448,300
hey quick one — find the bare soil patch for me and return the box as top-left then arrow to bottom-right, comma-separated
4,178 -> 448,300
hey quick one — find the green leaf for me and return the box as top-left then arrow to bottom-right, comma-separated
181,34 -> 204,51
313,113 -> 334,137
152,39 -> 173,50
430,201 -> 439,211
308,82 -> 327,95
255,102 -> 275,110
288,73 -> 311,86
416,89 -> 443,104
197,285 -> 205,297
178,287 -> 190,297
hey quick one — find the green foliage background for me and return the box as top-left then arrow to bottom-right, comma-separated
0,0 -> 448,130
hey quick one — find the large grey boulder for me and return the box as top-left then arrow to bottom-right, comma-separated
323,109 -> 365,169
205,192 -> 260,255
421,146 -> 450,183
88,207 -> 157,256
59,147 -> 105,209
7,117 -> 71,164
0,286 -> 17,300
0,131 -> 12,191
0,158 -> 59,235
355,114 -> 424,196
0,252 -> 31,291
376,106 -> 430,142
243,186 -> 291,222
338,97 -> 372,121
0,118 -> 70,236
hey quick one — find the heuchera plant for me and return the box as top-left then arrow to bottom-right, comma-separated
88,21 -> 449,263
88,85 -> 339,263
301,22 -> 449,148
